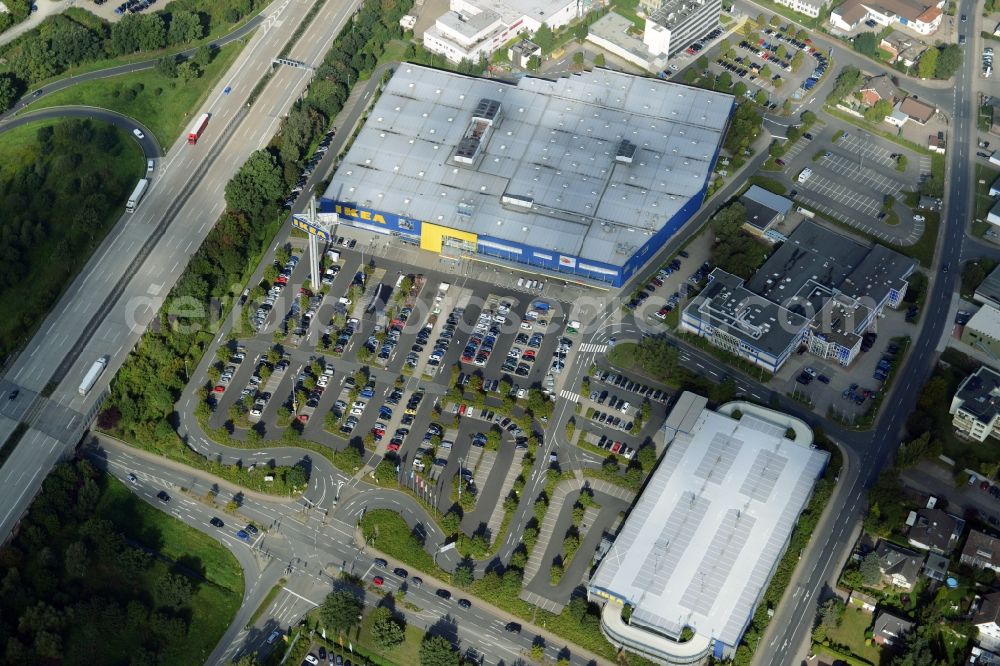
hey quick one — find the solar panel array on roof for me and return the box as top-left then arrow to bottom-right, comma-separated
589,404 -> 828,648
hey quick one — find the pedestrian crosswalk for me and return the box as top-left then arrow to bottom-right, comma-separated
559,390 -> 580,402
578,343 -> 608,354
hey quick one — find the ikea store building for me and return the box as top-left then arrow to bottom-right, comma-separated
320,64 -> 734,288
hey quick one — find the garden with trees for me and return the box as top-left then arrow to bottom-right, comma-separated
0,0 -> 265,113
0,118 -> 143,363
0,460 -> 243,664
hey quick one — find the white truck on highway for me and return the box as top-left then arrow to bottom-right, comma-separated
126,178 -> 149,213
79,356 -> 109,396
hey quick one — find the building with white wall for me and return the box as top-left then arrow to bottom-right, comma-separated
643,0 -> 722,58
423,0 -> 583,64
772,0 -> 824,18
830,0 -> 944,35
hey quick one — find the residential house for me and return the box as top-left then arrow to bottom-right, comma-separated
950,366 -> 1000,441
927,133 -> 945,154
876,540 -> 925,589
990,175 -> 1000,197
899,97 -> 937,124
975,591 -> 1000,651
773,0 -> 824,17
873,610 -> 914,646
830,0 -> 944,35
923,552 -> 948,581
849,590 -> 878,612
906,508 -> 964,553
859,74 -> 898,106
962,530 -> 1000,573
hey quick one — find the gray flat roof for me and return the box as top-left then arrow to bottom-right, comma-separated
742,185 -> 793,217
590,403 -> 828,647
588,12 -> 656,66
686,269 -> 809,357
322,65 -> 732,265
975,265 -> 1000,306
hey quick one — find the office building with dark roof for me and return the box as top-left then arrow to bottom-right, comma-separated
681,220 -> 915,372
320,64 -> 734,288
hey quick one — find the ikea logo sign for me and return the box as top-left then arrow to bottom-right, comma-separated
333,204 -> 387,225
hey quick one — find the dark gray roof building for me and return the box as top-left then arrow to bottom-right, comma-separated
740,185 -> 793,235
950,366 -> 1000,442
681,221 -> 915,372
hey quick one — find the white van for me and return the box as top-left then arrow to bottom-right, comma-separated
797,168 -> 813,183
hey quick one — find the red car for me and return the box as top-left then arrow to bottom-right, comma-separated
386,439 -> 402,452
458,404 -> 468,416
373,576 -> 384,586
982,481 -> 991,491
298,414 -> 309,423
213,385 -> 226,393
275,275 -> 288,285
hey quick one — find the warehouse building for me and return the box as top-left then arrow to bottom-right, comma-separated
589,396 -> 828,663
319,65 -> 734,288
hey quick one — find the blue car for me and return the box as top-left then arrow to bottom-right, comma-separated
236,529 -> 250,541
223,86 -> 232,95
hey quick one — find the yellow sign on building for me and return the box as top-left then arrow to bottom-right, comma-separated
420,222 -> 477,253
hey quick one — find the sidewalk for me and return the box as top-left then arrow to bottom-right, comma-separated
750,440 -> 857,666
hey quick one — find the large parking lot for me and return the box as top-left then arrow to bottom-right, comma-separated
773,126 -> 928,245
201,232 -> 598,549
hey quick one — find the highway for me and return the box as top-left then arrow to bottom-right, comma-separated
0,0 -> 364,543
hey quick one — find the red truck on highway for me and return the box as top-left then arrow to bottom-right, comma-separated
188,113 -> 209,144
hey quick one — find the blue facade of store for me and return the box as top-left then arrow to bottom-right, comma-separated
320,156 -> 720,289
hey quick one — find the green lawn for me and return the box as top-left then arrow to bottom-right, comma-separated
825,607 -> 882,664
97,476 -> 245,594
359,509 -> 442,576
24,40 -> 245,147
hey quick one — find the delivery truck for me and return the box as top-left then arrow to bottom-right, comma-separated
188,113 -> 210,144
79,356 -> 109,396
126,178 -> 149,213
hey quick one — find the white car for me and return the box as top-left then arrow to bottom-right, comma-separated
913,214 -> 925,222
353,400 -> 367,409
413,459 -> 425,471
517,388 -> 527,399
132,128 -> 145,139
350,407 -> 364,416
250,407 -> 262,417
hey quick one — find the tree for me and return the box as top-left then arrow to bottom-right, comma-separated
852,32 -> 879,57
154,572 -> 192,609
935,44 -> 962,79
864,98 -> 893,122
717,70 -> 733,90
193,44 -> 214,68
178,61 -> 201,82
593,53 -> 605,67
755,89 -> 768,106
370,607 -> 405,647
860,551 -> 883,586
168,10 -> 204,45
225,149 -> 284,218
733,81 -> 748,98
420,634 -> 459,666
319,590 -> 362,633
572,51 -> 584,68
917,47 -> 938,79
0,73 -> 18,113
526,55 -> 540,71
452,561 -> 474,588
64,540 -> 89,579
827,66 -> 861,104
819,597 -> 845,630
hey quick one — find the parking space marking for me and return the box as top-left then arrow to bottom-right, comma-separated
801,175 -> 883,217
837,134 -> 897,170
819,155 -> 906,197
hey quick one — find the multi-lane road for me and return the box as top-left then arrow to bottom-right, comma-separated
0,0 -> 365,543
